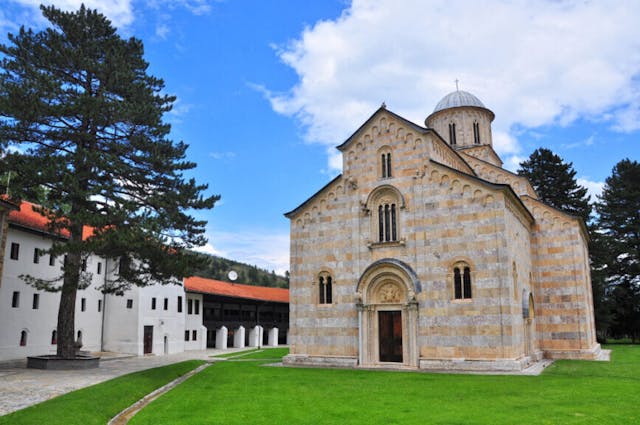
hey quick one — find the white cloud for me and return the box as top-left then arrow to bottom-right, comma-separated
577,177 -> 605,202
209,151 -> 236,160
268,0 -> 640,170
11,0 -> 135,27
202,229 -> 290,276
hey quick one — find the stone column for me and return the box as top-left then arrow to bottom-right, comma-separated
249,325 -> 263,347
215,326 -> 227,350
234,326 -> 245,348
268,327 -> 279,346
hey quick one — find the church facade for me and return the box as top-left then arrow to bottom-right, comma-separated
284,90 -> 603,371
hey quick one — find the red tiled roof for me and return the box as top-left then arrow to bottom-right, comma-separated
184,276 -> 289,303
8,200 -> 95,240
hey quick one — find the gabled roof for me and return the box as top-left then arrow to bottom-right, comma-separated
8,200 -> 96,240
184,276 -> 289,303
457,145 -> 504,167
284,174 -> 342,219
336,106 -> 428,152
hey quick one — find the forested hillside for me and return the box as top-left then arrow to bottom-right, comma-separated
190,252 -> 289,288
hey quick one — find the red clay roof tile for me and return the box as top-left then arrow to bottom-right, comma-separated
184,276 -> 289,303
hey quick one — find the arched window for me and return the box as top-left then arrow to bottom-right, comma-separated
19,330 -> 27,346
473,121 -> 480,144
51,330 -> 57,345
378,203 -> 397,242
379,147 -> 392,179
448,123 -> 457,145
453,263 -> 472,299
318,273 -> 333,304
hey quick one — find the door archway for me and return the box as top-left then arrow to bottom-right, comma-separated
356,259 -> 420,368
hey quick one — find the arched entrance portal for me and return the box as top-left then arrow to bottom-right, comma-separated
356,259 -> 420,368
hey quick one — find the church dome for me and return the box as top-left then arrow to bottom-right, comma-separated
432,90 -> 486,114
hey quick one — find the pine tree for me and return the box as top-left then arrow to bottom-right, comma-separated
595,159 -> 640,341
517,148 -> 592,223
0,5 -> 218,358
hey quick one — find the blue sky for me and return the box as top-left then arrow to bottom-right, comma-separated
1,0 -> 639,275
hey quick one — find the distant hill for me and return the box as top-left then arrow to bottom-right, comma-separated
190,252 -> 289,288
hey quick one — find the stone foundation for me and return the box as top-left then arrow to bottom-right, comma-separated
543,344 -> 609,361
283,354 -> 358,368
27,354 -> 100,370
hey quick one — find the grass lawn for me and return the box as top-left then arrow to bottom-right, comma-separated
130,346 -> 640,425
0,360 -> 205,425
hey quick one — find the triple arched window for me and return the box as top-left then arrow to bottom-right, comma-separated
378,203 -> 397,242
318,272 -> 333,305
453,262 -> 472,300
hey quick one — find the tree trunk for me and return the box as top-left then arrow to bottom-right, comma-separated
55,224 -> 83,358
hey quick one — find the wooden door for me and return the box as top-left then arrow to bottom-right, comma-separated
378,311 -> 403,362
143,326 -> 153,354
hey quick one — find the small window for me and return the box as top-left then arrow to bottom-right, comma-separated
453,263 -> 472,300
98,299 -> 102,312
177,296 -> 183,313
151,297 -> 156,310
381,152 -> 392,178
473,121 -> 481,144
318,273 -> 333,304
81,259 -> 87,272
118,256 -> 129,275
187,299 -> 193,315
81,298 -> 86,312
192,330 -> 197,341
77,330 -> 83,342
51,330 -> 57,345
184,330 -> 190,341
195,299 -> 200,315
33,248 -> 40,264
19,330 -> 27,346
164,298 -> 168,310
126,299 -> 133,309
10,242 -> 19,260
32,293 -> 39,310
49,254 -> 56,266
448,123 -> 457,145
11,291 -> 19,308
96,262 -> 102,275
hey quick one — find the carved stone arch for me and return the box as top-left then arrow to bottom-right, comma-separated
356,258 -> 422,300
364,184 -> 406,211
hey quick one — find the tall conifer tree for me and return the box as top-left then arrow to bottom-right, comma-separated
0,5 -> 218,358
595,159 -> 640,340
518,148 -> 592,223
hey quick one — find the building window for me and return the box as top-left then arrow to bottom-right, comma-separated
164,298 -> 168,310
118,256 -> 129,275
177,296 -> 183,313
11,291 -> 19,308
473,121 -> 480,144
377,203 -> 397,242
10,242 -> 19,260
192,330 -> 197,341
187,299 -> 193,314
81,298 -> 86,312
151,297 -> 157,310
381,152 -> 392,178
32,293 -> 39,310
81,259 -> 87,272
126,299 -> 133,309
77,330 -> 83,343
49,254 -> 56,266
318,273 -> 333,304
448,123 -> 457,145
19,330 -> 27,346
51,330 -> 57,345
33,248 -> 40,264
453,263 -> 472,300
98,299 -> 102,312
184,330 -> 190,341
195,299 -> 200,315
96,262 -> 102,275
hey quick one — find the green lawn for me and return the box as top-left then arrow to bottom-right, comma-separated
0,360 -> 205,425
130,346 -> 640,425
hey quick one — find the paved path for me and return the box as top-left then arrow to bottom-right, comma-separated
0,348 -> 248,416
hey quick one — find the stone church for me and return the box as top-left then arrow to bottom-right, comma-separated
283,89 -> 604,371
